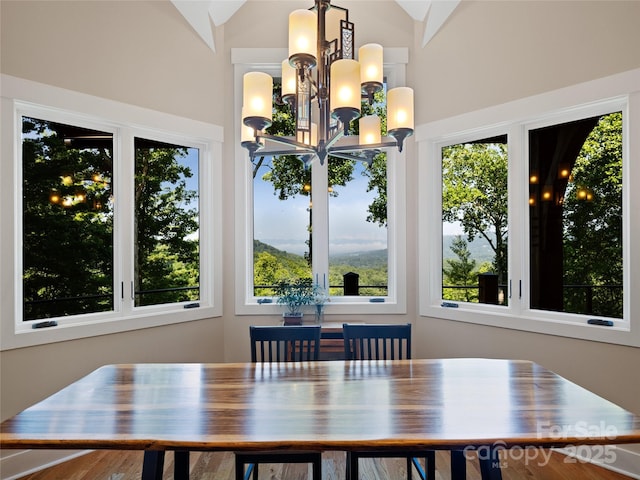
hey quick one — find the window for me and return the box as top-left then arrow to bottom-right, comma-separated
329,157 -> 389,297
1,75 -> 223,350
528,112 -> 622,319
252,153 -> 313,295
441,136 -> 508,306
133,137 -> 200,308
251,93 -> 391,299
22,118 -> 114,321
233,48 -> 407,314
418,69 -> 640,347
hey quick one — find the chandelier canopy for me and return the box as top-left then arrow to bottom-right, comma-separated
241,0 -> 414,165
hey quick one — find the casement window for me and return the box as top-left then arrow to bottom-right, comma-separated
441,135 -> 509,306
233,48 -> 407,315
528,112 -> 623,319
418,69 -> 640,347
1,75 -> 222,350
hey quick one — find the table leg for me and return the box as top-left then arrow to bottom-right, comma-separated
142,451 -> 165,480
174,450 -> 190,480
450,450 -> 466,480
478,447 -> 503,480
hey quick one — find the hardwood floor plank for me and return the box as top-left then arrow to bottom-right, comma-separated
15,449 -> 632,480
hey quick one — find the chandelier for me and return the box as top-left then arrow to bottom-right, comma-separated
241,0 -> 414,165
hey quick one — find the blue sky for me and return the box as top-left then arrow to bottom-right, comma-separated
253,160 -> 387,256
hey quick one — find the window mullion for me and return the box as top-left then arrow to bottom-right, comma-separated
116,128 -> 135,314
507,124 -> 524,313
311,159 -> 329,289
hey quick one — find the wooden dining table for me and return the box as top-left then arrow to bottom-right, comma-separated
2,358 -> 640,480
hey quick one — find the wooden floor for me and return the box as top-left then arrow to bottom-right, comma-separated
16,449 -> 632,480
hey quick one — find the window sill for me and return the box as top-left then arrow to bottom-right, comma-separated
420,303 -> 639,348
236,298 -> 406,316
1,306 -> 221,351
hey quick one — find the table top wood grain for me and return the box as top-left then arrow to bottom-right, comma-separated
2,359 -> 640,452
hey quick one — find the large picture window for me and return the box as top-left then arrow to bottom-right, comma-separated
418,69 -> 639,347
1,76 -> 223,350
251,119 -> 390,299
234,49 -> 407,314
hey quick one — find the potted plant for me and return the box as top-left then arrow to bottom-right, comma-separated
275,278 -> 314,325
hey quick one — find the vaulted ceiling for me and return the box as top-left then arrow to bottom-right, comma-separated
170,0 -> 460,53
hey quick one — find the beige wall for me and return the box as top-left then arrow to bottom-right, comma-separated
1,0 -> 639,439
0,0 -> 226,125
412,0 -> 640,123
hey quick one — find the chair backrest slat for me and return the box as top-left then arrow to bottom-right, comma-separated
250,325 -> 322,363
343,323 -> 411,360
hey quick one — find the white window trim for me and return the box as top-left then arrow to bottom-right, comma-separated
417,68 -> 640,347
0,74 -> 224,351
232,48 -> 408,315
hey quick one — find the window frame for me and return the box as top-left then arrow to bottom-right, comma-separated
418,68 -> 640,347
232,48 -> 408,315
1,75 -> 223,351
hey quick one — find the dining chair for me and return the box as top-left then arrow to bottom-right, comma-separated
342,323 -> 436,480
235,325 -> 323,480
249,324 -> 322,362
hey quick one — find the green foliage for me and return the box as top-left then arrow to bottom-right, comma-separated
274,277 -> 314,314
253,240 -> 312,296
442,142 -> 508,284
22,117 -> 199,320
134,146 -> 199,306
562,112 -> 622,317
22,118 -> 114,320
253,242 -> 388,297
442,236 -> 478,302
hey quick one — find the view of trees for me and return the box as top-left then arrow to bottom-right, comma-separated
22,118 -> 114,320
441,113 -> 622,317
22,117 -> 199,321
441,139 -> 508,303
442,236 -> 493,303
133,141 -> 199,306
253,241 -> 388,297
562,112 -> 623,317
251,84 -> 389,292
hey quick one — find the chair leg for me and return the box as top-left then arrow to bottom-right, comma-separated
451,450 -> 466,480
234,456 -> 243,480
313,454 -> 322,480
345,451 -> 351,480
174,451 -> 189,480
425,451 -> 435,479
347,451 -> 359,480
406,456 -> 413,480
478,447 -> 502,480
141,451 -> 165,480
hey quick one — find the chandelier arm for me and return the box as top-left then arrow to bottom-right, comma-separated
328,138 -> 398,153
325,151 -> 367,162
256,133 -> 316,152
325,150 -> 379,167
257,148 -> 316,158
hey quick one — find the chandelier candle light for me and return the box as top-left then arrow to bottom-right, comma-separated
241,0 -> 414,165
